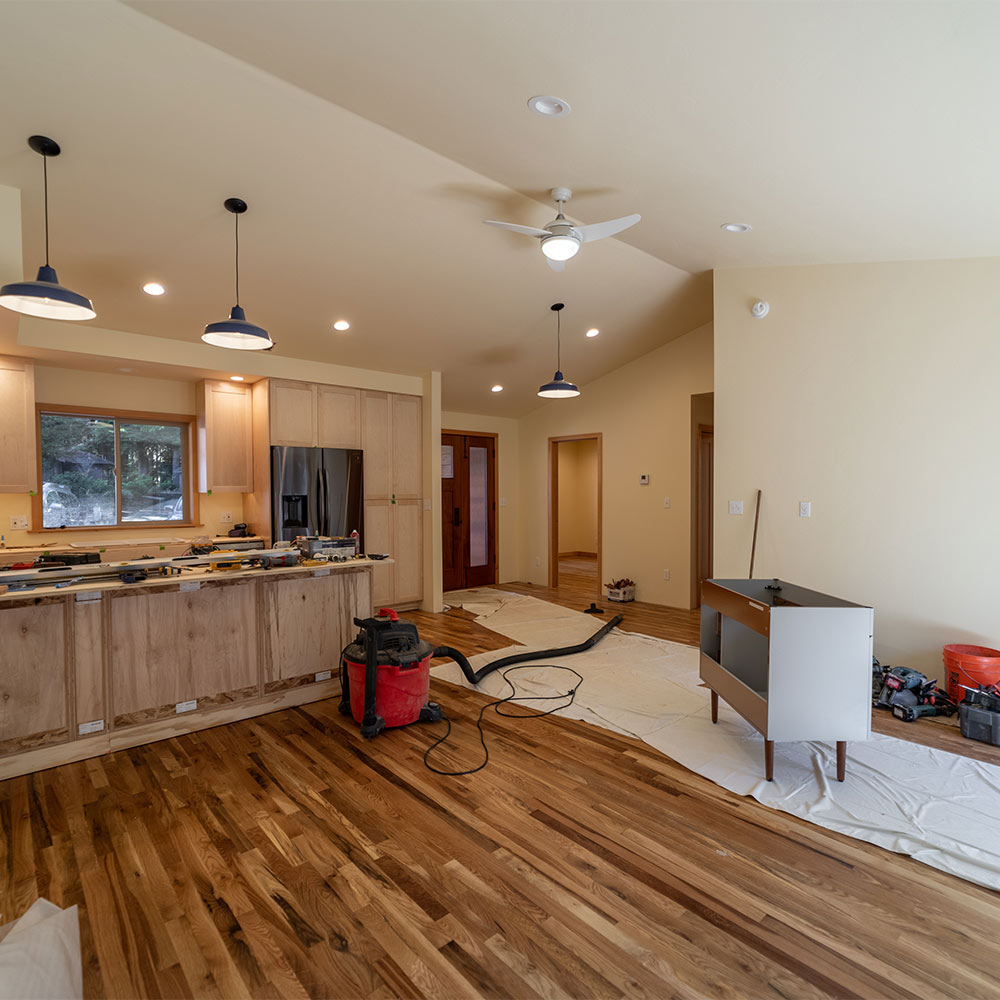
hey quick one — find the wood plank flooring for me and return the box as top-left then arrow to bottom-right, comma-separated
2,578 -> 999,998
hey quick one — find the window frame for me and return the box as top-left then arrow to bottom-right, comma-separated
32,403 -> 200,532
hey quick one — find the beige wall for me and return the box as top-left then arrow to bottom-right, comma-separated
557,438 -> 598,554
714,259 -> 1000,672
517,322 -> 714,607
441,410 -> 520,584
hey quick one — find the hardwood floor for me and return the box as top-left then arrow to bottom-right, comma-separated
1,581 -> 999,998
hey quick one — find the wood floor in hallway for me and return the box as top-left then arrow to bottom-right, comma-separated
1,581 -> 998,998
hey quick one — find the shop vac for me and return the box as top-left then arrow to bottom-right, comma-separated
339,607 -> 622,739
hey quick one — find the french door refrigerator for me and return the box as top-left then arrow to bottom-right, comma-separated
270,446 -> 364,544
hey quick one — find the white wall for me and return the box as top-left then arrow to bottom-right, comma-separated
518,322 -> 714,607
714,259 -> 1000,672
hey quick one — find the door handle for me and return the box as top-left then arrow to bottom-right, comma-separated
453,507 -> 462,527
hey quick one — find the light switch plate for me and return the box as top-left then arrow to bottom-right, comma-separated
663,497 -> 671,508
729,500 -> 744,515
799,501 -> 812,518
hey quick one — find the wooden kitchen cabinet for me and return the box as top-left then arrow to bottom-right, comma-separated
362,391 -> 392,498
0,356 -> 37,494
317,385 -> 361,449
197,379 -> 253,492
269,379 -> 316,447
364,498 -> 422,608
392,393 -> 423,498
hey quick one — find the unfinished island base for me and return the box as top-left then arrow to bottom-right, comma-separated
700,578 -> 873,782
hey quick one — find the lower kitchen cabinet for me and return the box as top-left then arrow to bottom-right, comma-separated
0,562 -> 374,780
365,499 -> 423,608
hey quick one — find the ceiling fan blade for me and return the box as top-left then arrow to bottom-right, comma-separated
483,219 -> 551,238
576,213 -> 641,243
547,257 -> 566,273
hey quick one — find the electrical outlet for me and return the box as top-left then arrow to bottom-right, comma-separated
799,500 -> 811,518
663,497 -> 671,508
663,569 -> 670,581
499,497 -> 507,507
220,511 -> 233,523
9,515 -> 27,530
729,500 -> 744,515
535,555 -> 541,567
314,670 -> 332,682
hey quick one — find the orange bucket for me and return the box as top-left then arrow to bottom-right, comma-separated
942,644 -> 1000,703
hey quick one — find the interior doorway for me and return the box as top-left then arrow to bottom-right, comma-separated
548,434 -> 602,593
691,391 -> 714,606
441,431 -> 497,592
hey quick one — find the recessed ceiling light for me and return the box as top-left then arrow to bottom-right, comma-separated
491,384 -> 504,393
586,328 -> 600,338
142,281 -> 166,296
721,222 -> 752,233
333,319 -> 350,331
229,375 -> 245,381
528,95 -> 571,118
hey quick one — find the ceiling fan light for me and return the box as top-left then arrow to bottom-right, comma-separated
202,305 -> 273,350
537,371 -> 580,398
0,264 -> 96,321
541,234 -> 580,261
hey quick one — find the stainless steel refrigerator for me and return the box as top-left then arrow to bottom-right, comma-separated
270,446 -> 364,544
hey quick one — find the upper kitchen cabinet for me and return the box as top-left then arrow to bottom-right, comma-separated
362,391 -> 391,498
392,393 -> 423,498
317,385 -> 361,449
269,379 -> 316,447
196,380 -> 253,493
0,357 -> 37,494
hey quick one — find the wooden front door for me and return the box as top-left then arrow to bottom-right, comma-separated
442,433 -> 496,592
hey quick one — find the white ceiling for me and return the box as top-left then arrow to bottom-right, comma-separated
0,1 -> 997,415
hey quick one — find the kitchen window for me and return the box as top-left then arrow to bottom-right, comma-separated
35,405 -> 195,529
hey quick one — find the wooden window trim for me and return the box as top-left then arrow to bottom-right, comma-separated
31,403 -> 201,532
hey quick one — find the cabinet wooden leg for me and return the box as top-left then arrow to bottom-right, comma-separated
764,740 -> 774,781
711,690 -> 718,724
836,741 -> 846,782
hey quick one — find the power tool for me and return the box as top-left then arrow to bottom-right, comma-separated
875,664 -> 956,721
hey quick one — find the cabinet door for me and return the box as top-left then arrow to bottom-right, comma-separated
317,386 -> 361,449
0,602 -> 69,754
0,357 -> 37,493
362,392 -> 391,499
364,500 -> 393,607
393,500 -> 424,605
391,394 -> 423,499
198,380 -> 253,492
270,380 -> 316,447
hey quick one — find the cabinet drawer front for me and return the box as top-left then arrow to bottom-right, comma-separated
702,580 -> 770,637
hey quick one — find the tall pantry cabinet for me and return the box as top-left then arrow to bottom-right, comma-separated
362,391 -> 423,608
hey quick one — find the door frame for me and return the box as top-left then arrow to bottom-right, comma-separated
441,428 -> 498,587
694,423 -> 714,605
548,433 -> 602,589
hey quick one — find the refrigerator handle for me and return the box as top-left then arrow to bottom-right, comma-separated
316,467 -> 325,536
321,467 -> 330,536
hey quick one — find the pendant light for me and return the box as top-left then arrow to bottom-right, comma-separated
537,302 -> 580,398
201,197 -> 273,350
0,136 -> 96,321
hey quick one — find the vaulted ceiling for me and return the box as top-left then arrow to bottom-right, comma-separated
0,1 -> 996,414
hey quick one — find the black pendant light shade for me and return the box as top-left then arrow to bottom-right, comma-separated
537,302 -> 580,398
0,136 -> 96,321
202,197 -> 273,350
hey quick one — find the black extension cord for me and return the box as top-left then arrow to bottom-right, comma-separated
423,664 -> 584,776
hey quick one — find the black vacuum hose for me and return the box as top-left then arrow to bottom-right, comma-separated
432,613 -> 623,686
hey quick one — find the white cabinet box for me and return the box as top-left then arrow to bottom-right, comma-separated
700,578 -> 873,782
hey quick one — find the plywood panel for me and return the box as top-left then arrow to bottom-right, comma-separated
393,500 -> 424,605
74,599 -> 105,728
365,500 -> 393,606
391,393 -> 423,498
198,380 -> 252,492
0,602 -> 67,748
264,570 -> 370,682
269,380 -> 316,447
0,356 -> 36,493
110,581 -> 258,720
317,385 -> 361,449
362,391 -> 391,498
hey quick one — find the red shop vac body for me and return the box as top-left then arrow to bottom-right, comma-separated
339,609 -> 442,739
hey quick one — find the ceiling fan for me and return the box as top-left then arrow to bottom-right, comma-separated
484,187 -> 640,271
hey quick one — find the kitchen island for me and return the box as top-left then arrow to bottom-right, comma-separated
0,559 -> 375,779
